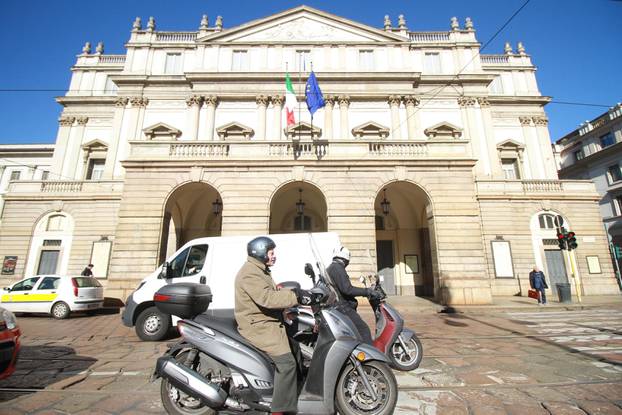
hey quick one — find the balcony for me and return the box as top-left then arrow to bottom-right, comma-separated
128,139 -> 472,162
5,180 -> 124,199
476,179 -> 599,199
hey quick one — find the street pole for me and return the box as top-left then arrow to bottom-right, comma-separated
567,251 -> 582,303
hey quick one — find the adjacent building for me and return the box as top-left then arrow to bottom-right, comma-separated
0,6 -> 618,303
555,103 -> 622,282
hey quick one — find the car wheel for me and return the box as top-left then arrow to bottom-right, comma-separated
51,301 -> 71,319
135,306 -> 170,341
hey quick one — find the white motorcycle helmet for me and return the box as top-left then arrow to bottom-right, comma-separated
332,245 -> 351,262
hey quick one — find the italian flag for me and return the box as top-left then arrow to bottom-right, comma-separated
285,73 -> 296,126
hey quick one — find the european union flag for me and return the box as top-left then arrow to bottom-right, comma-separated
305,71 -> 325,118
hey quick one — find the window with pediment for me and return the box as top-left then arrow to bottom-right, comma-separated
351,122 -> 389,139
216,122 -> 255,140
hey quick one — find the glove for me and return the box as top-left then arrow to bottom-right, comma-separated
367,288 -> 383,301
293,288 -> 322,306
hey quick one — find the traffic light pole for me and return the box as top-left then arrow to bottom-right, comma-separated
567,250 -> 582,303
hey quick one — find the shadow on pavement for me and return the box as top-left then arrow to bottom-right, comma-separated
0,345 -> 97,402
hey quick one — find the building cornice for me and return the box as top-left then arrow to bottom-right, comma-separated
55,96 -> 120,106
486,95 -> 552,106
558,141 -> 622,177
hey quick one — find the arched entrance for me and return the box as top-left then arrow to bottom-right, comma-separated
269,182 -> 327,234
158,182 -> 222,263
374,182 -> 436,297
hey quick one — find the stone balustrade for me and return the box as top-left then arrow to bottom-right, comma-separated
99,55 -> 126,64
409,32 -> 451,42
130,139 -> 471,161
480,55 -> 510,65
476,179 -> 597,198
7,180 -> 124,196
155,32 -> 197,42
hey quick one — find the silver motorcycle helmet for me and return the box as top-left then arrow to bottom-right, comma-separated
247,236 -> 276,263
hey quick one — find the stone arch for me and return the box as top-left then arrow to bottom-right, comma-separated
373,180 -> 438,298
158,181 -> 222,263
269,180 -> 327,234
25,211 -> 75,277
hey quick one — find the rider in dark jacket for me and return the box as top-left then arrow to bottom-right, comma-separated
326,246 -> 380,345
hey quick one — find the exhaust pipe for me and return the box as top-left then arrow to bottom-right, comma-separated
156,356 -> 228,407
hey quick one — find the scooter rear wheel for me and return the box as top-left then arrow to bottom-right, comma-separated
160,351 -> 217,415
389,335 -> 423,371
335,360 -> 397,415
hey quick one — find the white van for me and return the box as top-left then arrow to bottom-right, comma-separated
121,232 -> 340,340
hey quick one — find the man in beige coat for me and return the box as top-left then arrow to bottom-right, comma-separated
235,236 -> 319,415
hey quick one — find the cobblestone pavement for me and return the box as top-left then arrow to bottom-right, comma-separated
0,306 -> 621,414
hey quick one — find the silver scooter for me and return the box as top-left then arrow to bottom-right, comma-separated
152,263 -> 398,415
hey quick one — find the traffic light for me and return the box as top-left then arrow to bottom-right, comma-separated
566,231 -> 578,250
557,231 -> 567,250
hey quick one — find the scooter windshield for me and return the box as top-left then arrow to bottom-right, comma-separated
308,233 -> 339,305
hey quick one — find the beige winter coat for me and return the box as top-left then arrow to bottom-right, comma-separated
234,256 -> 297,356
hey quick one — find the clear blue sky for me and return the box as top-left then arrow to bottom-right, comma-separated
1,0 -> 621,144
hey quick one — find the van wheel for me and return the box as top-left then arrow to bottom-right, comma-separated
51,301 -> 71,319
136,307 -> 170,341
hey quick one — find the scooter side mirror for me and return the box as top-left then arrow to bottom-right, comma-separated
304,263 -> 314,276
378,275 -> 385,283
158,262 -> 170,279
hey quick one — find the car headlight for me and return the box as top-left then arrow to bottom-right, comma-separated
1,309 -> 17,330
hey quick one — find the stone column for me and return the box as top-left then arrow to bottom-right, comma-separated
271,95 -> 283,140
338,95 -> 350,139
256,95 -> 268,140
533,116 -> 557,179
62,116 -> 88,179
204,96 -> 218,141
404,95 -> 419,139
520,116 -> 542,179
103,97 -> 128,179
388,95 -> 402,139
323,96 -> 335,140
50,116 -> 75,179
129,97 -> 149,140
478,97 -> 503,178
458,96 -> 486,175
185,95 -> 203,141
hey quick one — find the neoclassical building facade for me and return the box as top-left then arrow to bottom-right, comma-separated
0,6 -> 618,303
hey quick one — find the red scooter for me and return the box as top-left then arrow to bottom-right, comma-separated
360,274 -> 423,371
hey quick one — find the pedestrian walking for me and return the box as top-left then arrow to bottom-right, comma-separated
81,263 -> 94,276
529,266 -> 548,305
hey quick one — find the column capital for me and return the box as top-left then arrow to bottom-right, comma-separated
130,96 -> 149,108
271,95 -> 283,106
114,97 -> 129,107
477,97 -> 490,107
403,95 -> 419,107
457,96 -> 477,107
519,116 -> 532,126
256,94 -> 269,106
58,116 -> 75,126
388,95 -> 401,106
75,116 -> 89,126
324,96 -> 335,106
204,95 -> 218,106
338,95 -> 350,106
186,95 -> 204,107
532,116 -> 548,126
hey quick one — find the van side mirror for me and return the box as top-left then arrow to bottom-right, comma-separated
158,262 -> 171,279
3,286 -> 10,292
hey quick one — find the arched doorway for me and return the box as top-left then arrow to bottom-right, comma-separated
269,182 -> 327,234
158,182 -> 222,263
374,182 -> 436,297
530,212 -> 570,301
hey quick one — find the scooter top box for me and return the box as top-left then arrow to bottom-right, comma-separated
154,283 -> 212,319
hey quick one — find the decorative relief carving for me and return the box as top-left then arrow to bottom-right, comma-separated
114,97 -> 129,107
338,95 -> 350,107
255,95 -> 269,106
457,96 -> 476,107
518,116 -> 532,126
477,97 -> 490,107
130,97 -> 149,108
388,95 -> 401,106
75,117 -> 89,126
404,95 -> 420,107
204,95 -> 218,106
186,95 -> 204,107
271,95 -> 283,106
532,116 -> 548,126
58,116 -> 75,126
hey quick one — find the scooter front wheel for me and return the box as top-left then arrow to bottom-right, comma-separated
335,360 -> 397,415
389,335 -> 423,371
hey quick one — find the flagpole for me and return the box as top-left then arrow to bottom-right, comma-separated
309,61 -> 313,138
298,56 -> 303,142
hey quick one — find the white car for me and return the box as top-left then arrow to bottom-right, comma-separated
0,275 -> 104,319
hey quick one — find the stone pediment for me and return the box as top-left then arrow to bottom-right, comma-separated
199,6 -> 407,43
216,122 -> 254,140
285,121 -> 322,140
352,122 -> 390,139
143,123 -> 182,140
424,122 -> 463,139
497,139 -> 525,150
81,139 -> 108,150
